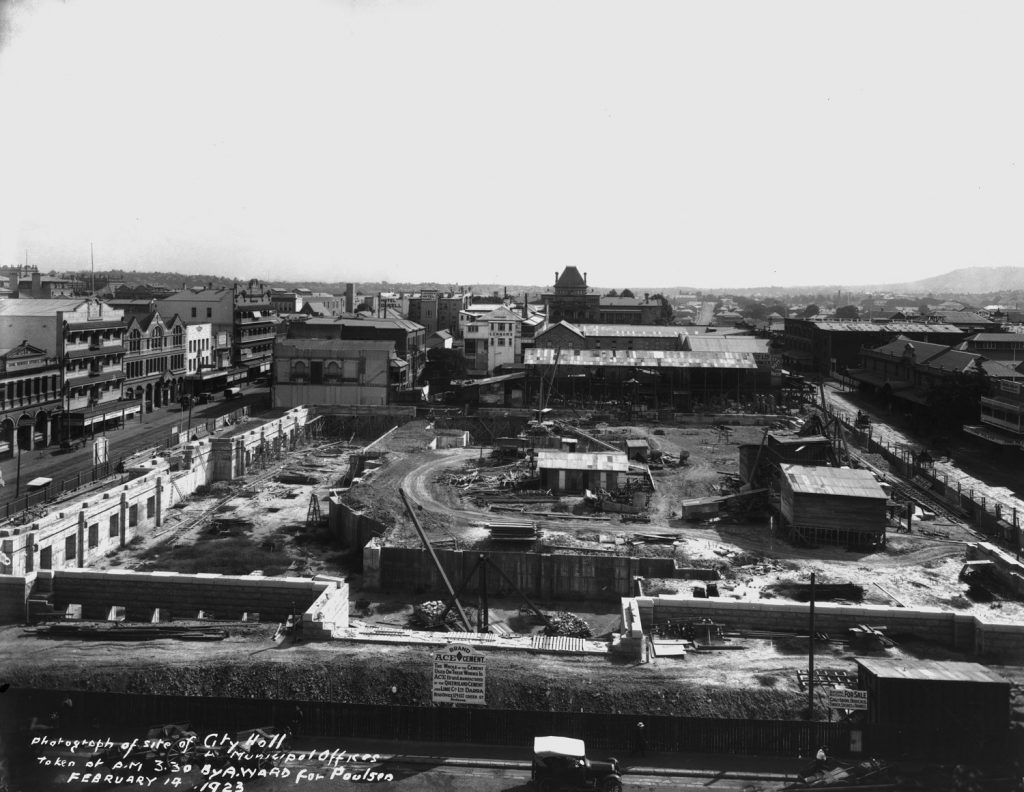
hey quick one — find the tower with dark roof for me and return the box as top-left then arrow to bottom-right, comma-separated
544,267 -> 600,324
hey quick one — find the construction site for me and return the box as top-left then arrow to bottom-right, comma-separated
2,393 -> 1024,777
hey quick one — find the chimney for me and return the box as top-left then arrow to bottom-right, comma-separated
345,283 -> 355,313
522,293 -> 529,319
584,272 -> 588,285
554,271 -> 558,285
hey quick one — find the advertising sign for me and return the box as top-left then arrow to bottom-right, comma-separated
432,643 -> 486,705
827,688 -> 868,710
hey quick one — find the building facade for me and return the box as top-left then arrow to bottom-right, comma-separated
272,338 -> 394,408
287,316 -> 426,388
122,312 -> 187,408
0,342 -> 62,457
542,267 -> 662,325
156,281 -> 278,381
460,305 -> 524,376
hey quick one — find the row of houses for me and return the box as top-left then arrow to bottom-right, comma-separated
0,281 -> 281,455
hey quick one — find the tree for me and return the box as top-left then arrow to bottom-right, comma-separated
801,304 -> 820,319
418,347 -> 469,387
743,302 -> 769,320
834,304 -> 860,320
355,301 -> 373,313
649,293 -> 675,325
620,288 -> 635,298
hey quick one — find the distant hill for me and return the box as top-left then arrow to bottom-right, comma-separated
881,266 -> 1024,295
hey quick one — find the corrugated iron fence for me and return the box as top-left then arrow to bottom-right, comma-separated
9,689 -> 849,757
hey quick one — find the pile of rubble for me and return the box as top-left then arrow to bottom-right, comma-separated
437,462 -> 540,499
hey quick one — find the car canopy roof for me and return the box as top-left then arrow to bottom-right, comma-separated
534,736 -> 586,758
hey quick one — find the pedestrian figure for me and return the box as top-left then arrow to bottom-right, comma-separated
632,721 -> 647,757
814,745 -> 828,772
288,705 -> 304,737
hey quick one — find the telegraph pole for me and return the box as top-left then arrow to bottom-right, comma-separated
808,572 -> 816,721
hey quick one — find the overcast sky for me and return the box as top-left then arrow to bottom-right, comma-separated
0,0 -> 1021,290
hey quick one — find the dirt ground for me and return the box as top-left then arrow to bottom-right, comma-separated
95,418 -> 1024,624
39,416 -> 1020,725
354,420 -> 1024,624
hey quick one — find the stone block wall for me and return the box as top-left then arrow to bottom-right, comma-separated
0,575 -> 31,622
50,568 -> 334,624
966,542 -> 1024,597
302,575 -> 350,640
633,595 -> 1024,661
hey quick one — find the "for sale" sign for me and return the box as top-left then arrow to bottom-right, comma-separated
827,688 -> 868,710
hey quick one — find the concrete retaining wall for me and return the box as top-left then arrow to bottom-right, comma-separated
49,568 -> 340,624
370,545 -> 675,600
966,542 -> 1024,597
328,496 -> 386,558
428,431 -> 470,450
635,595 -> 1024,661
0,575 -> 30,622
0,408 -> 311,588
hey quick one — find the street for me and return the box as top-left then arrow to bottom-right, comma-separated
16,733 -> 797,792
0,384 -> 271,512
26,757 -> 779,792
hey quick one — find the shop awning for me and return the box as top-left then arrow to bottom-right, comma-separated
66,371 -> 125,389
69,402 -> 141,426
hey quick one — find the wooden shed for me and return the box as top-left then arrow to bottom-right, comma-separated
856,658 -> 1011,760
779,464 -> 888,548
623,437 -> 650,461
739,433 -> 833,485
535,450 -> 629,494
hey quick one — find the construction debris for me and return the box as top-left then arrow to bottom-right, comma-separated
486,520 -> 540,541
847,623 -> 895,650
543,612 -> 593,639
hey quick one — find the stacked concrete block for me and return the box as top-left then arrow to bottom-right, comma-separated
50,569 -> 329,623
629,594 -> 1024,662
301,578 -> 349,640
0,576 -> 32,623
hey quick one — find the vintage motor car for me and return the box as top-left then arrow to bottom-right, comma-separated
531,736 -> 622,792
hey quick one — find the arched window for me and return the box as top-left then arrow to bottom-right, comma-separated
326,361 -> 341,381
128,329 -> 141,353
172,326 -> 184,347
291,361 -> 308,381
151,327 -> 164,349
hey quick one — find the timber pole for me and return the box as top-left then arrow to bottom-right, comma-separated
400,487 -> 472,631
808,572 -> 816,722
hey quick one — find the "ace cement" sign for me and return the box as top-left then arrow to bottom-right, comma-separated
432,644 -> 486,705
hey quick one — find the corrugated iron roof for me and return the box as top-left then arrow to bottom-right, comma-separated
524,348 -> 757,369
857,658 -> 1009,685
684,336 -> 769,354
781,464 -> 887,499
0,298 -> 94,315
572,324 -> 682,338
811,321 -> 963,333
